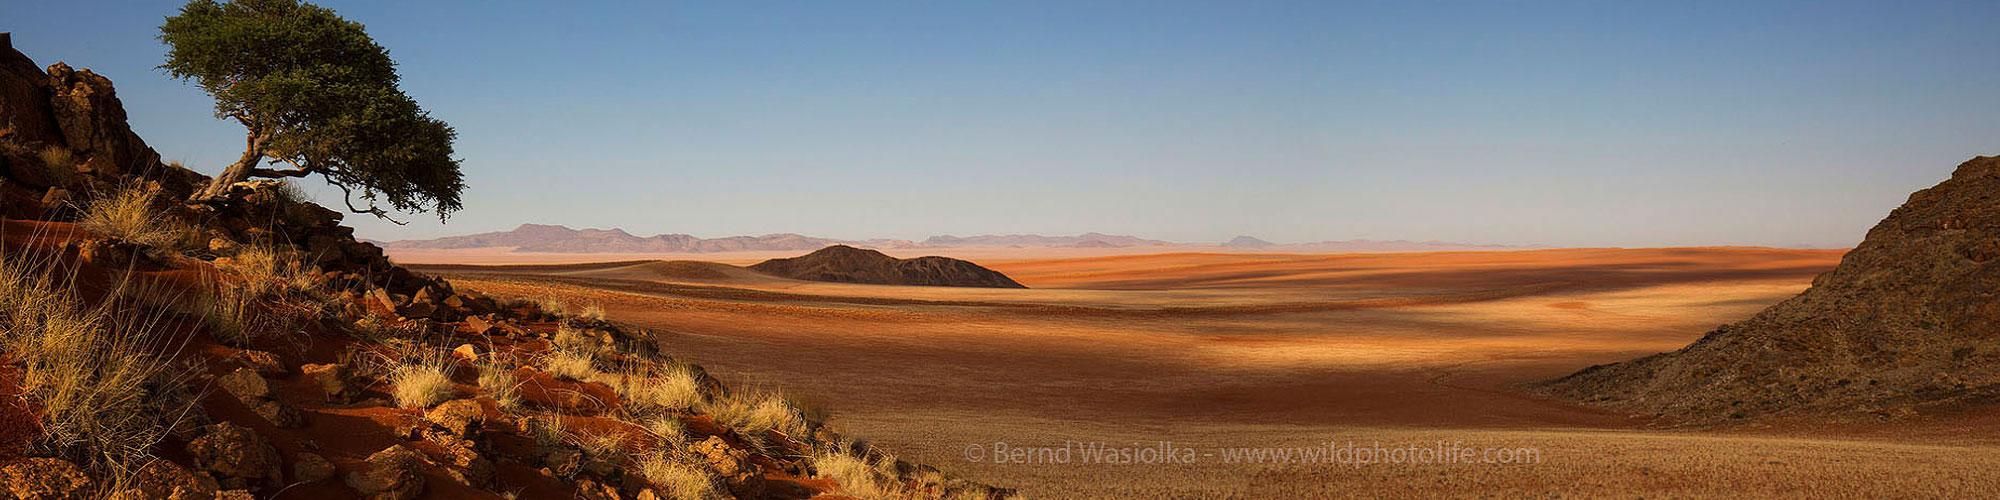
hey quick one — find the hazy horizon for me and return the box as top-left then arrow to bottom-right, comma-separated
8,1 -> 1996,248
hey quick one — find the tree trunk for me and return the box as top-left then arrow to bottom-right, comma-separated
195,134 -> 265,201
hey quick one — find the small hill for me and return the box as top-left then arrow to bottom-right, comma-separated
1223,235 -> 1276,248
1547,156 -> 2000,422
749,245 -> 1027,288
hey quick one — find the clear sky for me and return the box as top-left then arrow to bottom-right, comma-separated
5,1 -> 1996,247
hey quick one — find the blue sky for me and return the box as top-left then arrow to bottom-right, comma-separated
5,1 -> 1996,246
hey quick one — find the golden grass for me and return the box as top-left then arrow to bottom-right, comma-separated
542,350 -> 597,382
552,325 -> 604,355
812,449 -> 905,498
576,430 -> 625,461
527,415 -> 570,450
77,183 -> 197,250
217,244 -> 319,295
478,361 -> 522,411
639,453 -> 724,500
645,416 -> 688,445
0,249 -> 196,475
694,390 -> 807,439
607,365 -> 705,414
389,355 -> 457,409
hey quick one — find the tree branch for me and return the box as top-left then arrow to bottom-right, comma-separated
248,157 -> 314,178
329,180 -> 407,225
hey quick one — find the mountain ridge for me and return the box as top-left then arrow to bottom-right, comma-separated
381,224 -> 1534,253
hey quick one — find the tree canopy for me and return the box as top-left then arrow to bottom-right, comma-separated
161,0 -> 463,221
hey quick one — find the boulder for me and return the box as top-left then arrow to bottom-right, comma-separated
345,445 -> 425,500
253,400 -> 305,428
301,363 -> 358,403
692,435 -> 763,494
463,315 -> 499,336
106,459 -> 220,500
423,399 -> 486,438
450,343 -> 480,363
438,441 -> 494,489
187,422 -> 282,489
292,452 -> 335,484
233,350 -> 286,376
217,368 -> 271,403
0,458 -> 91,500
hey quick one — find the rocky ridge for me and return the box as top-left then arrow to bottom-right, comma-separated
0,36 -> 1009,499
1547,156 -> 2000,423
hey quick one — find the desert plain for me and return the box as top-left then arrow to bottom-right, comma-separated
403,247 -> 2000,498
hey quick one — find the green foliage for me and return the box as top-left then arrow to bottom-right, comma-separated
160,0 -> 464,220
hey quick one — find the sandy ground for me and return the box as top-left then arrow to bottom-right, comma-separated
412,247 -> 2000,498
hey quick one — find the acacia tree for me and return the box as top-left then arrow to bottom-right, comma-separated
161,0 -> 464,221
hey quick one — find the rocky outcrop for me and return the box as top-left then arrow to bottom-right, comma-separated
0,457 -> 92,500
1548,156 -> 2000,422
750,245 -> 1027,288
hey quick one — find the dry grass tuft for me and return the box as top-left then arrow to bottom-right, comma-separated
37,146 -> 75,185
700,390 -> 807,438
478,361 -> 523,411
217,244 -> 319,295
542,350 -> 597,382
552,325 -> 604,355
527,415 -> 570,450
645,416 -> 688,445
390,355 -> 457,409
812,449 -> 905,498
607,365 -> 705,414
0,250 -> 197,475
639,453 -> 724,500
77,183 -> 197,250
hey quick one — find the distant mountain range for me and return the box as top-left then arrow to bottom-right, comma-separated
377,224 -> 1533,254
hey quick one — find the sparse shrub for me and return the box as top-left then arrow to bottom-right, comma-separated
639,453 -> 724,500
390,356 -> 456,408
478,361 -> 522,411
542,350 -> 597,381
77,184 -> 197,250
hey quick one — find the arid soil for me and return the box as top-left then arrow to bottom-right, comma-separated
409,247 -> 2000,498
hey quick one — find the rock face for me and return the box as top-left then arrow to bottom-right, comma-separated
1547,156 -> 2000,421
749,245 -> 1026,289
